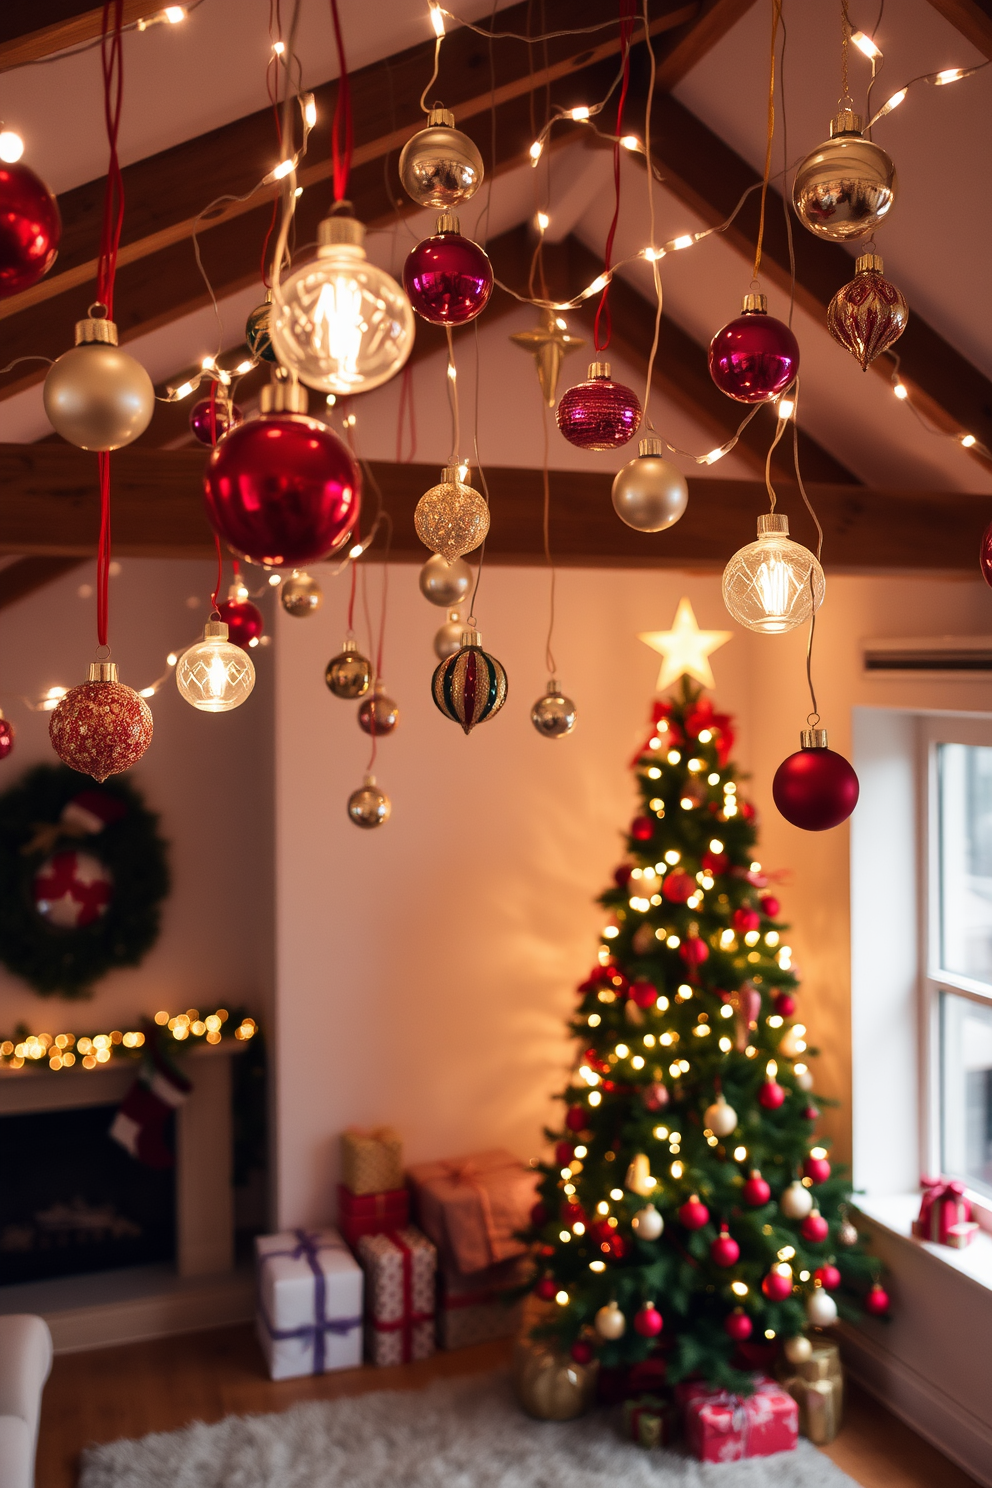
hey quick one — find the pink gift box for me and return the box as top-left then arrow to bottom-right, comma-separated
678,1376 -> 798,1462
408,1149 -> 537,1274
912,1176 -> 973,1247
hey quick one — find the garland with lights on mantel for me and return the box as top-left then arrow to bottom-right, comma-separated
0,1006 -> 257,1073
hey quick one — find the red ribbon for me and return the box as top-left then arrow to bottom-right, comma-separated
370,1231 -> 432,1362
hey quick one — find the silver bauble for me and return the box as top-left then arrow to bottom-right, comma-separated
531,684 -> 577,739
398,107 -> 484,208
805,1288 -> 838,1328
419,553 -> 473,606
611,437 -> 688,532
837,1219 -> 859,1247
594,1301 -> 626,1340
793,110 -> 896,242
703,1095 -> 738,1138
434,611 -> 466,661
795,1068 -> 815,1092
783,1333 -> 813,1364
280,570 -> 323,617
780,1180 -> 814,1220
44,314 -> 154,451
347,775 -> 391,829
631,1204 -> 664,1241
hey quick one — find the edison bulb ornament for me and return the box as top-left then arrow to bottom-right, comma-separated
709,293 -> 800,404
176,620 -> 255,712
49,662 -> 153,782
403,213 -> 493,325
419,553 -> 473,607
432,629 -> 507,734
325,645 -> 372,699
704,1094 -> 738,1138
780,1180 -> 814,1220
806,1288 -> 839,1328
434,611 -> 466,661
557,362 -> 641,450
631,1204 -> 664,1241
280,571 -> 323,617
398,106 -> 484,208
415,466 -> 489,560
269,205 -> 414,394
594,1301 -> 626,1340
827,252 -> 908,370
358,683 -> 399,736
793,110 -> 896,241
611,436 -> 688,532
347,775 -> 391,828
722,513 -> 824,634
0,161 -> 61,297
44,309 -> 154,451
531,684 -> 577,739
773,728 -> 860,831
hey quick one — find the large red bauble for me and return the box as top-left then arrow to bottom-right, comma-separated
762,1268 -> 793,1301
0,716 -> 14,759
565,1105 -> 586,1132
634,1303 -> 663,1338
773,746 -> 860,831
708,308 -> 799,403
570,1339 -> 595,1364
710,1228 -> 740,1267
800,1210 -> 830,1243
203,413 -> 360,567
630,815 -> 653,841
614,863 -> 633,888
561,1200 -> 585,1226
815,1264 -> 841,1291
743,1172 -> 771,1206
33,850 -> 112,928
535,1277 -> 557,1301
631,980 -> 658,1009
556,370 -> 641,451
217,597 -> 263,648
554,1140 -> 575,1167
50,678 -> 153,782
662,870 -> 694,903
775,992 -> 796,1018
0,162 -> 61,297
981,522 -> 992,588
679,938 -> 709,967
678,1195 -> 710,1230
804,1155 -> 831,1185
864,1283 -> 890,1315
403,230 -> 493,325
725,1309 -> 753,1341
758,1079 -> 786,1110
702,849 -> 728,875
760,894 -> 780,918
733,907 -> 760,934
190,396 -> 242,445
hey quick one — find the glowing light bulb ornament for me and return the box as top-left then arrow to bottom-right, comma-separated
280,571 -> 323,617
557,361 -> 641,451
793,109 -> 896,242
611,436 -> 688,532
0,160 -> 62,297
419,553 -> 473,607
269,203 -> 414,394
347,775 -> 391,829
398,106 -> 484,208
403,212 -> 493,325
530,683 -> 577,739
773,725 -> 860,831
722,513 -> 824,634
432,627 -> 507,734
415,466 -> 489,560
176,620 -> 255,712
44,306 -> 155,450
709,293 -> 799,404
50,662 -> 153,782
827,253 -> 908,370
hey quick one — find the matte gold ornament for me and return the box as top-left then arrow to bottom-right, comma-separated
419,553 -> 473,607
433,610 -> 466,661
611,437 -> 689,532
530,683 -> 577,739
44,309 -> 154,451
415,466 -> 490,560
325,645 -> 372,699
594,1300 -> 626,1340
347,775 -> 391,828
280,570 -> 323,617
793,111 -> 896,242
827,253 -> 908,370
510,308 -> 584,407
399,106 -> 484,209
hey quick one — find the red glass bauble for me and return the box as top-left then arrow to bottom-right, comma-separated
203,413 -> 360,567
561,1200 -> 585,1226
662,870 -> 694,903
0,162 -> 61,298
802,1104 -> 820,1122
565,1105 -> 586,1132
827,257 -> 908,371
530,1202 -> 549,1228
725,1308 -> 753,1341
733,907 -> 760,934
758,1079 -> 786,1110
678,1195 -> 710,1230
49,675 -> 153,782
631,815 -> 653,841
556,365 -> 641,451
702,849 -> 728,875
403,230 -> 493,325
614,863 -> 633,888
634,1303 -> 663,1338
804,1155 -> 831,1185
981,522 -> 992,588
33,849 -> 112,928
801,1210 -> 830,1243
760,894 -> 780,917
535,1277 -> 557,1301
0,716 -> 14,760
864,1283 -> 890,1315
743,1172 -> 771,1206
773,745 -> 859,831
708,305 -> 800,403
358,689 -> 400,737
631,980 -> 658,1009
710,1228 -> 740,1268
570,1339 -> 595,1364
679,938 -> 709,967
815,1264 -> 841,1291
189,396 -> 243,445
217,598 -> 264,648
775,992 -> 795,1017
762,1269 -> 793,1301
554,1140 -> 575,1167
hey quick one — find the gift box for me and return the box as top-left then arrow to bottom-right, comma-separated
357,1226 -> 436,1366
341,1126 -> 404,1196
338,1182 -> 410,1249
255,1228 -> 363,1380
912,1175 -> 976,1247
437,1257 -> 524,1350
778,1340 -> 844,1445
623,1393 -> 680,1448
678,1376 -> 798,1462
407,1148 -> 538,1274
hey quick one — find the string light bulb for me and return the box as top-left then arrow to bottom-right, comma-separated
0,129 -> 24,163
175,620 -> 255,712
722,513 -> 824,634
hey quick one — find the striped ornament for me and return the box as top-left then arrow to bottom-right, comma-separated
432,638 -> 508,734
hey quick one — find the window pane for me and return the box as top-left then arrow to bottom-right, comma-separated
937,742 -> 992,985
941,991 -> 992,1197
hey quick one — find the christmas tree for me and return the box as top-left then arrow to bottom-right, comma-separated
527,629 -> 885,1390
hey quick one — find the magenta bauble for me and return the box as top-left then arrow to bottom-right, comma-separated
733,907 -> 760,934
743,1172 -> 771,1206
800,1210 -> 830,1243
679,938 -> 709,967
678,1195 -> 710,1230
760,894 -> 780,917
804,1155 -> 831,1185
710,1228 -> 740,1267
814,1264 -> 841,1291
0,716 -> 14,760
762,1269 -> 793,1301
189,396 -> 243,445
662,870 -> 694,903
758,1078 -> 786,1110
570,1338 -> 595,1364
864,1283 -> 890,1315
773,740 -> 860,831
633,1303 -> 663,1338
534,1277 -> 557,1301
725,1309 -> 753,1340
50,670 -> 153,782
565,1105 -> 586,1132
0,162 -> 61,298
775,992 -> 796,1017
614,863 -> 633,888
556,362 -> 641,451
403,225 -> 493,325
203,413 -> 360,567
631,980 -> 658,1009
708,296 -> 800,403
217,597 -> 264,648
981,522 -> 992,587
530,1202 -> 549,1228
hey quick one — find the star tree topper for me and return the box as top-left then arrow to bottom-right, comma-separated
639,597 -> 731,692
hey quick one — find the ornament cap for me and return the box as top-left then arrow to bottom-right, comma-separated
440,464 -> 464,485
801,726 -> 829,749
74,313 -> 118,346
203,620 -> 230,642
741,291 -> 768,314
426,106 -> 455,128
317,208 -> 366,250
855,252 -> 884,274
259,371 -> 309,415
756,511 -> 789,537
460,628 -> 481,648
638,435 -> 664,457
435,211 -> 460,234
87,661 -> 119,683
587,361 -> 611,380
830,108 -> 864,137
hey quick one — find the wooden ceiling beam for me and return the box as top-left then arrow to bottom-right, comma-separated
0,1 -> 155,69
0,556 -> 86,611
925,0 -> 992,58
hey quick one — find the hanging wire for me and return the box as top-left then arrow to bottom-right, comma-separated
540,401 -> 557,679
752,0 -> 782,285
592,0 -> 636,351
640,0 -> 662,428
444,325 -> 461,464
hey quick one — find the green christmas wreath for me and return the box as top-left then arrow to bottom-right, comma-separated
0,765 -> 170,999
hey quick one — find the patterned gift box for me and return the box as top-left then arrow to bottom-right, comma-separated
438,1257 -> 524,1350
255,1228 -> 363,1381
677,1376 -> 798,1462
341,1126 -> 404,1196
407,1149 -> 538,1274
338,1182 -> 410,1250
357,1226 -> 437,1366
623,1393 -> 680,1448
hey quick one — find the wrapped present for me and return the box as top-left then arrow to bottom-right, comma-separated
341,1126 -> 403,1195
623,1393 -> 680,1448
357,1226 -> 436,1366
407,1148 -> 538,1274
255,1228 -> 363,1380
678,1376 -> 798,1462
912,1176 -> 975,1247
338,1182 -> 410,1249
438,1256 -> 524,1350
778,1339 -> 844,1445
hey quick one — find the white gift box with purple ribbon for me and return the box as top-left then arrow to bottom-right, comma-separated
255,1228 -> 363,1380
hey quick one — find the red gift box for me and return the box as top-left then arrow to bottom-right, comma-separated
912,1176 -> 975,1248
338,1183 -> 410,1249
677,1376 -> 798,1462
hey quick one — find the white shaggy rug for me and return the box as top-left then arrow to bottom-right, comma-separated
78,1371 -> 861,1488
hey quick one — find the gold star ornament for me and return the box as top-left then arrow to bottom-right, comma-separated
639,597 -> 732,692
510,309 -> 584,407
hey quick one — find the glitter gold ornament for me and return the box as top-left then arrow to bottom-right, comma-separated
44,309 -> 154,451
827,253 -> 908,370
280,570 -> 323,617
398,106 -> 484,209
415,466 -> 490,560
510,308 -> 584,407
530,684 -> 577,739
793,110 -> 896,242
49,661 -> 153,782
432,629 -> 507,734
325,645 -> 372,699
347,775 -> 391,828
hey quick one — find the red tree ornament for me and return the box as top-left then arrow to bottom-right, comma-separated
679,937 -> 709,968
710,1227 -> 741,1267
631,815 -> 653,841
662,870 -> 695,903
217,596 -> 263,649
775,992 -> 796,1018
33,850 -> 112,928
804,1154 -> 831,1185
555,1141 -> 575,1167
631,980 -> 658,1009
570,1338 -> 595,1364
49,663 -> 153,782
708,293 -> 800,404
864,1283 -> 890,1315
403,214 -> 493,325
0,712 -> 14,760
762,1266 -> 793,1301
814,1264 -> 841,1291
556,362 -> 641,451
982,522 -> 992,588
0,162 -> 62,298
773,728 -> 859,831
800,1209 -> 830,1243
827,253 -> 908,370
535,1277 -> 558,1301
702,848 -> 729,875
725,1308 -> 753,1340
678,1195 -> 710,1230
565,1105 -> 586,1132
642,1081 -> 669,1111
743,1171 -> 771,1206
733,907 -> 760,934
530,1202 -> 549,1227
633,1303 -> 663,1337
760,894 -> 780,917
758,1079 -> 786,1110
614,864 -> 634,888
189,396 -> 242,445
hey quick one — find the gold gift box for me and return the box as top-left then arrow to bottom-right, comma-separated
341,1126 -> 404,1196
778,1340 -> 844,1445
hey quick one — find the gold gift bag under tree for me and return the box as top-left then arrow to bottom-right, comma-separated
778,1338 -> 844,1445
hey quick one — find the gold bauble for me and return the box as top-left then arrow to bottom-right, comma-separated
512,1333 -> 598,1421
414,465 -> 489,560
347,775 -> 391,829
793,111 -> 896,242
398,107 -> 484,209
325,646 -> 372,699
280,570 -> 323,617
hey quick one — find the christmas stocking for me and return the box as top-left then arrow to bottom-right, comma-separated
109,1055 -> 191,1169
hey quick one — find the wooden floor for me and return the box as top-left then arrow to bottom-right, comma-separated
37,1323 -> 979,1488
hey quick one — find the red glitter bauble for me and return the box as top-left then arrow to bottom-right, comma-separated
678,1195 -> 710,1230
203,412 -> 360,567
662,870 -> 694,903
802,1104 -> 820,1122
760,894 -> 780,917
0,715 -> 14,760
217,597 -> 263,648
565,1105 -> 586,1132
631,815 -> 653,841
733,907 -> 760,934
556,365 -> 641,451
570,1339 -> 595,1364
710,1228 -> 740,1268
827,257 -> 908,371
403,229 -> 493,325
535,1277 -> 557,1301
762,1269 -> 793,1301
530,1202 -> 549,1228
775,992 -> 795,1017
758,1079 -> 786,1110
773,745 -> 859,831
801,1211 -> 830,1243
631,979 -> 658,1009
634,1303 -> 663,1338
981,522 -> 992,588
725,1309 -> 753,1341
864,1283 -> 890,1315
708,304 -> 800,404
554,1140 -> 575,1167
33,850 -> 112,928
679,938 -> 709,967
815,1264 -> 841,1291
189,397 -> 243,445
0,162 -> 61,298
50,673 -> 153,782
804,1155 -> 831,1185
743,1172 -> 771,1206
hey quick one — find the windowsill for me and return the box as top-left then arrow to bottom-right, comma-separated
855,1193 -> 992,1294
